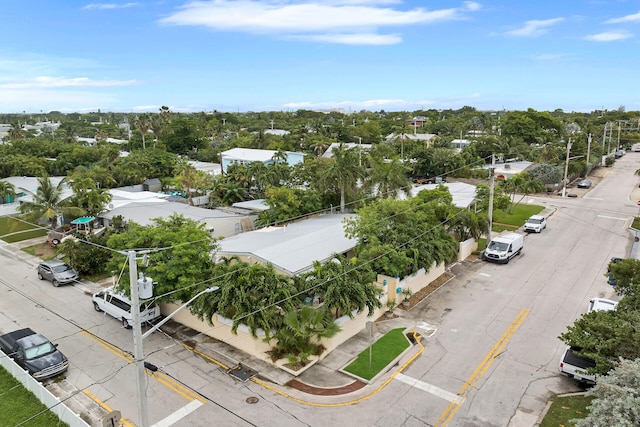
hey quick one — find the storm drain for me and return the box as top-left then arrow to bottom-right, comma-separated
227,364 -> 258,382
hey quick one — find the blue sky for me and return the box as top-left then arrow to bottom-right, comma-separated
1,1 -> 638,114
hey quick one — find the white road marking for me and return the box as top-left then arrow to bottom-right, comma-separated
479,273 -> 491,277
583,197 -> 603,200
395,373 -> 464,404
152,400 -> 203,427
597,215 -> 627,221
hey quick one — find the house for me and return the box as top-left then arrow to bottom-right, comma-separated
403,181 -> 477,210
410,116 -> 428,127
0,176 -> 71,218
188,160 -> 221,176
99,187 -> 255,238
220,148 -> 305,174
451,139 -> 472,151
486,160 -> 533,180
215,213 -> 357,275
321,142 -> 372,159
385,133 -> 438,147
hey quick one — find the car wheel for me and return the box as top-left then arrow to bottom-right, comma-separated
93,302 -> 102,312
52,280 -> 60,287
51,239 -> 60,246
122,318 -> 131,329
37,272 -> 44,280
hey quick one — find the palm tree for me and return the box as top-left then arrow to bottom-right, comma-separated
7,122 -> 25,141
364,156 -> 411,199
69,177 -> 112,216
317,143 -> 364,213
134,114 -> 152,149
17,175 -> 85,229
0,181 -> 16,204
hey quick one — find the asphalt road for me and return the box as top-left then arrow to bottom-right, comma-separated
1,153 -> 638,427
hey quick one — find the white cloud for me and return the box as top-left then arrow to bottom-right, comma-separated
584,31 -> 633,42
159,0 -> 480,45
604,11 -> 640,24
0,76 -> 137,89
505,18 -> 564,38
299,32 -> 402,45
83,2 -> 139,9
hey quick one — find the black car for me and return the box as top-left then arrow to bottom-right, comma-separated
0,328 -> 68,380
607,257 -> 623,286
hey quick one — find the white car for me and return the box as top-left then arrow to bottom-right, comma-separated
587,298 -> 618,313
523,215 -> 547,233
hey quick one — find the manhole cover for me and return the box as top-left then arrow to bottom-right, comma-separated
246,397 -> 259,404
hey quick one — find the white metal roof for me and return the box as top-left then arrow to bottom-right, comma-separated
216,213 -> 357,275
402,182 -> 477,209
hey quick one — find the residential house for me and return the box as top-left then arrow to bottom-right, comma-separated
220,148 -> 305,174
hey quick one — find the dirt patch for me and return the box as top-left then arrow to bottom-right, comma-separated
22,242 -> 56,260
398,272 -> 455,311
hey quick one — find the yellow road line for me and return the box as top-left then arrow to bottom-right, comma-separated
435,308 -> 530,427
80,330 -> 203,403
82,389 -> 135,427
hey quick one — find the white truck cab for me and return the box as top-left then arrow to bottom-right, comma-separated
484,231 -> 524,264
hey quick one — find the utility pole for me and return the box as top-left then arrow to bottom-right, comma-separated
128,251 -> 150,427
562,139 -> 572,198
487,154 -> 495,242
586,133 -> 592,168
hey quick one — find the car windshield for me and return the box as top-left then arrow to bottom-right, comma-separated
487,241 -> 508,251
24,342 -> 56,359
52,264 -> 72,273
528,218 -> 542,224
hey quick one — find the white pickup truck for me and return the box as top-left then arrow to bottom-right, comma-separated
559,346 -> 596,385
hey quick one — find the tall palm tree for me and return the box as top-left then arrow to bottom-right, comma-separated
318,143 -> 364,213
0,181 -> 16,204
134,114 -> 152,149
17,175 -> 85,229
364,156 -> 411,199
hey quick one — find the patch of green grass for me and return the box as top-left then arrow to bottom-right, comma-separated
492,204 -> 545,228
0,367 -> 69,426
0,215 -> 47,243
632,216 -> 640,231
539,393 -> 592,427
343,328 -> 410,381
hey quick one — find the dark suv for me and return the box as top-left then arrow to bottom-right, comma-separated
37,260 -> 79,287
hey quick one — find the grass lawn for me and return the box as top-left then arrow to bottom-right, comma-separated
0,215 -> 47,243
492,204 -> 545,229
0,367 -> 69,426
539,393 -> 592,427
343,328 -> 410,381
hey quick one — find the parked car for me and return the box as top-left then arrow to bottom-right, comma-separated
614,150 -> 624,158
587,298 -> 618,312
607,257 -> 623,286
0,328 -> 69,381
577,179 -> 592,189
37,260 -> 79,287
93,286 -> 162,328
523,214 -> 547,233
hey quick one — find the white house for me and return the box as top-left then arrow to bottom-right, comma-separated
220,148 -> 305,174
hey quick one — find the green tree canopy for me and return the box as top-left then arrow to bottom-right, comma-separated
105,214 -> 219,302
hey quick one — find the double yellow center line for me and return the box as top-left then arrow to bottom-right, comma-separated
435,308 -> 530,427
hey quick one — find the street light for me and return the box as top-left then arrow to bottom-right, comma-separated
127,250 -> 219,427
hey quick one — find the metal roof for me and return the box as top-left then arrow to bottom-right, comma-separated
216,213 -> 357,275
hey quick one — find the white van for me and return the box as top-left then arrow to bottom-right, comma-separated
92,286 -> 161,328
483,231 -> 524,264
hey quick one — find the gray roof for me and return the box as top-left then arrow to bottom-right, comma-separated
403,182 -> 477,209
99,200 -> 247,226
216,213 -> 357,275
